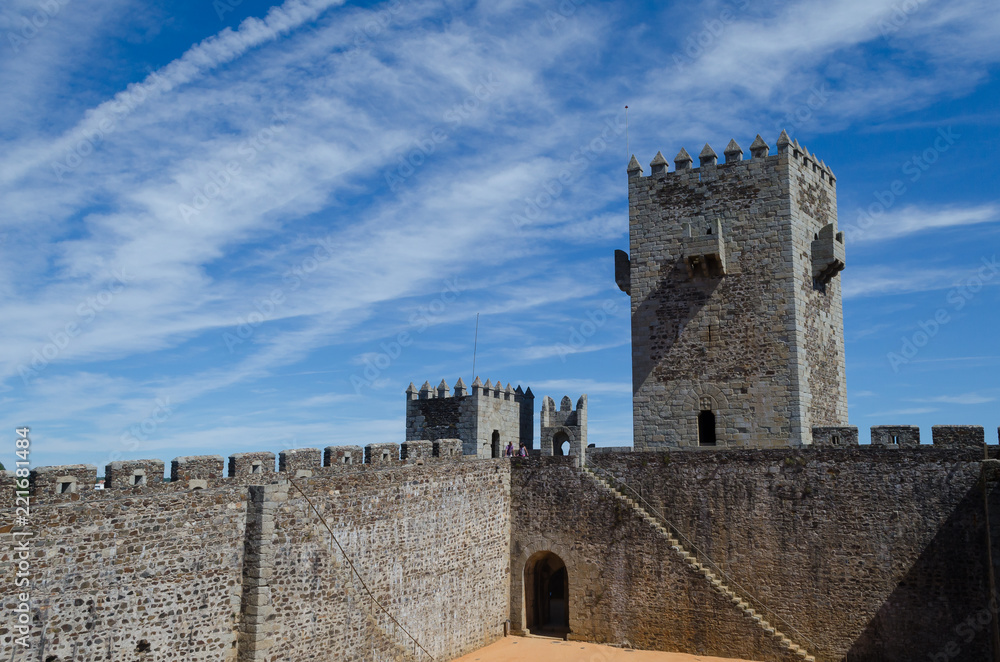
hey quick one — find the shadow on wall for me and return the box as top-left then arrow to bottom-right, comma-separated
630,257 -> 718,392
846,484 -> 996,661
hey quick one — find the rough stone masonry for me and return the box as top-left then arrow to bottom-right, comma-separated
620,132 -> 848,450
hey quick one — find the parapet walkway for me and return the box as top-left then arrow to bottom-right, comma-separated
450,637 -> 762,662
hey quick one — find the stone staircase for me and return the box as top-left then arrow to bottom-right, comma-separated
581,467 -> 816,662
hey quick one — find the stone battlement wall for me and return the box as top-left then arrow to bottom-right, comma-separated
10,442 -> 471,505
582,443 -> 998,661
0,458 -> 511,662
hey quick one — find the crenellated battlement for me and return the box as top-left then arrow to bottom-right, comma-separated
405,377 -> 533,402
21,440 -> 482,500
627,131 -> 836,186
405,376 -> 535,457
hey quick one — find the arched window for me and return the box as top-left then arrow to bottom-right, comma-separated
491,430 -> 501,458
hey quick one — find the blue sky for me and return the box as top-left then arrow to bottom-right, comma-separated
1,0 -> 998,469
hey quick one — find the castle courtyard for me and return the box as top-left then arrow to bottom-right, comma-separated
452,637 -> 758,662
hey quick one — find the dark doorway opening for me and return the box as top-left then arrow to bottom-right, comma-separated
524,551 -> 569,636
491,430 -> 500,458
552,430 -> 570,456
698,410 -> 717,446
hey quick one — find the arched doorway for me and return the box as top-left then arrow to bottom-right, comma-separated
491,430 -> 501,458
552,430 -> 570,456
524,551 -> 569,635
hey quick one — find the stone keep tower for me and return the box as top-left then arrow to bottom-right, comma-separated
618,131 -> 848,449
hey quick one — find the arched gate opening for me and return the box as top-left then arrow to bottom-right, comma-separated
524,551 -> 569,635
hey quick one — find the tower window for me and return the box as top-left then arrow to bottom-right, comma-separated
698,410 -> 717,446
831,435 -> 841,445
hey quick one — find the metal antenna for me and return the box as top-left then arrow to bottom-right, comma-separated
471,313 -> 479,380
625,105 -> 629,162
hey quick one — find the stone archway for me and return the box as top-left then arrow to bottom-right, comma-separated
552,430 -> 571,456
511,541 -> 579,637
524,551 -> 569,635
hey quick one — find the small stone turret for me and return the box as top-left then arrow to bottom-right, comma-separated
540,394 -> 587,464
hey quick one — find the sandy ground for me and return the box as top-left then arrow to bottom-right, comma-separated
449,637 -> 760,662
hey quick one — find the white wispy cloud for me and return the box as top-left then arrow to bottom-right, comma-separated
842,260 -> 1000,299
911,392 -> 997,405
529,379 -> 632,396
866,407 -> 938,417
845,203 -> 1000,244
4,0 -> 1000,463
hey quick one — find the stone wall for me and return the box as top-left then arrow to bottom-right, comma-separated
266,459 -> 511,661
0,482 -> 247,661
509,456 -> 801,661
586,448 -> 996,661
1,455 -> 513,662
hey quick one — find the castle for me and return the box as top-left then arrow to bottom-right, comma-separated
3,133 -> 999,662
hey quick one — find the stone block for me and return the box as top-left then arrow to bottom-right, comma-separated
324,445 -> 363,466
811,426 -> 858,447
434,439 -> 464,458
932,425 -> 985,449
871,426 -> 920,447
278,448 -> 321,473
365,443 -> 400,464
30,464 -> 97,496
401,440 -> 434,461
104,459 -> 166,489
228,452 -> 276,478
170,455 -> 225,482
